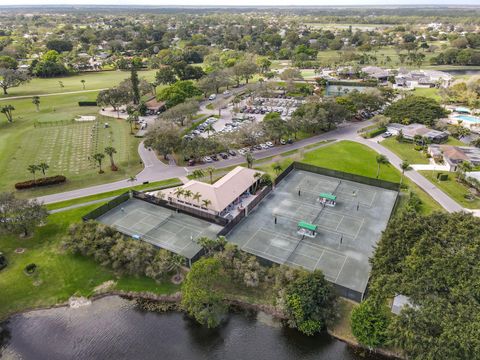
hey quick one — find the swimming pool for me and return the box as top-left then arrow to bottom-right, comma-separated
455,115 -> 480,124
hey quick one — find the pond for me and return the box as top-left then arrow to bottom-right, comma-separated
0,296 -> 390,360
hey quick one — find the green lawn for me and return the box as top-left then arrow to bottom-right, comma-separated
302,140 -> 401,183
420,171 -> 480,209
381,138 -> 430,164
412,87 -> 442,101
0,69 -> 157,98
0,204 -> 179,321
0,91 -> 142,197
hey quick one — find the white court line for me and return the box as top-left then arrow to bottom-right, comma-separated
335,215 -> 345,231
352,217 -> 365,241
242,227 -> 263,250
243,245 -> 287,264
313,249 -> 326,270
335,255 -> 349,283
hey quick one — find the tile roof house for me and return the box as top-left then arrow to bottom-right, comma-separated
386,123 -> 449,143
158,167 -> 263,216
428,144 -> 480,171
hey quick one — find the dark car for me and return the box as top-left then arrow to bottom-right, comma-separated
228,149 -> 237,156
188,159 -> 196,166
219,152 -> 229,159
287,138 -> 294,144
211,154 -> 219,161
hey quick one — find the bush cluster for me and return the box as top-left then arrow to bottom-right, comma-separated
15,175 -> 67,190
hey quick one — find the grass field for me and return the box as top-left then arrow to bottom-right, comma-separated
412,87 -> 442,101
0,204 -> 179,321
381,138 -> 430,164
0,69 -> 157,98
302,140 -> 401,183
381,137 -> 465,166
0,83 -> 143,196
420,171 -> 480,209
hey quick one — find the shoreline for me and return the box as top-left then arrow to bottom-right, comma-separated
0,291 -> 402,359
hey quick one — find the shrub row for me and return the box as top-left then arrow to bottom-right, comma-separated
15,175 -> 67,190
78,101 -> 97,106
361,127 -> 386,138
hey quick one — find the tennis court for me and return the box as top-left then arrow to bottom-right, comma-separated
226,169 -> 398,301
96,198 -> 223,260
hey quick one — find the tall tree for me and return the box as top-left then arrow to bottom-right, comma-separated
32,96 -> 40,112
27,164 -> 40,183
144,121 -> 181,160
0,104 -> 15,123
0,69 -> 30,95
104,146 -> 118,171
376,154 -> 389,179
38,162 -> 49,177
0,193 -> 47,237
130,65 -> 140,105
92,153 -> 105,174
181,257 -> 227,328
155,66 -> 177,85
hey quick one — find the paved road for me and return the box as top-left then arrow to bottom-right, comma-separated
35,101 -> 472,215
357,138 -> 464,213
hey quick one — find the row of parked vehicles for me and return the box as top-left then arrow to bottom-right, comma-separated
184,117 -> 218,139
187,138 -> 294,166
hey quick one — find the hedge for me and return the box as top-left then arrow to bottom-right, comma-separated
15,175 -> 67,190
361,127 -> 386,139
78,101 -> 97,106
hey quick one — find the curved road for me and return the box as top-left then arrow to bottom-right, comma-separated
36,116 -> 471,215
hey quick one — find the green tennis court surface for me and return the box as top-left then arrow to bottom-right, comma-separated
96,198 -> 223,259
226,169 -> 398,301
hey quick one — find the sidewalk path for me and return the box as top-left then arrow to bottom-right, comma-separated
0,88 -> 108,101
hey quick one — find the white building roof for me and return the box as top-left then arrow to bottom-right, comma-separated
161,166 -> 262,213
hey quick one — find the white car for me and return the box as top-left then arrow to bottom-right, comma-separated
223,90 -> 231,97
203,156 -> 213,163
266,141 -> 274,147
208,94 -> 217,101
260,143 -> 269,149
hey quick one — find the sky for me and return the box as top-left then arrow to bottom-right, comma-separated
1,0 -> 480,6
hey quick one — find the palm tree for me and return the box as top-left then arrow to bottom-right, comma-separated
272,162 -> 283,176
173,187 -> 185,201
192,191 -> 202,206
204,123 -> 215,137
104,146 -> 118,171
252,171 -> 262,193
202,199 -> 212,210
38,162 -> 49,177
0,105 -> 15,123
168,254 -> 185,282
81,79 -> 86,90
93,153 -> 105,174
126,112 -> 138,133
245,152 -> 254,169
27,164 -> 40,183
205,166 -> 215,184
458,160 -> 473,175
376,154 -> 389,179
400,160 -> 410,186
32,96 -> 40,112
190,169 -> 205,180
183,189 -> 193,203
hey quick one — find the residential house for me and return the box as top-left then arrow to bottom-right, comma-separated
428,144 -> 480,171
387,123 -> 449,143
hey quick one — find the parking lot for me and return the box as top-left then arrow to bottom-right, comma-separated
182,95 -> 304,165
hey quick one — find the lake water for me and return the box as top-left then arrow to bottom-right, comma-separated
0,296 -> 389,360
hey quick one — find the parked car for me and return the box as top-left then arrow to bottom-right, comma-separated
228,149 -> 237,156
208,94 -> 217,101
266,141 -> 274,147
203,156 -> 213,163
219,152 -> 229,159
382,132 -> 393,138
287,138 -> 294,144
280,139 -> 287,145
188,159 -> 196,166
211,154 -> 219,161
223,90 -> 231,97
